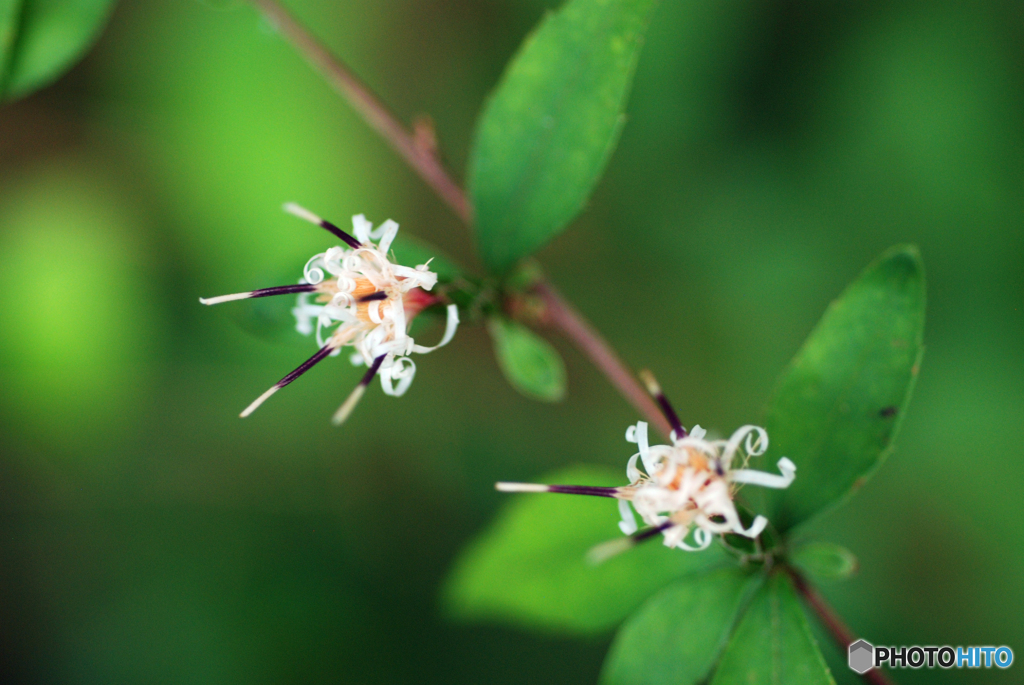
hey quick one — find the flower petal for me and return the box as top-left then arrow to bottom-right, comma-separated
617,499 -> 638,535
730,457 -> 796,489
409,304 -> 460,354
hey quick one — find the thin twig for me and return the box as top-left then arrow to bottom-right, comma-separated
248,0 -> 471,224
534,280 -> 673,439
249,0 -> 669,437
240,8 -> 892,683
787,567 -> 897,685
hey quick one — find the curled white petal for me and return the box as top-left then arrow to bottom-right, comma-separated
390,300 -> 408,343
380,357 -> 416,397
351,214 -> 373,243
721,425 -> 767,470
689,424 -> 707,440
732,515 -> 768,539
330,292 -> 354,309
745,428 -> 768,456
629,422 -> 653,474
315,314 -> 333,348
676,527 -> 714,552
617,500 -> 638,535
409,304 -> 459,354
376,219 -> 399,254
368,300 -> 384,324
731,457 -> 796,489
626,453 -> 643,482
661,524 -> 687,548
694,512 -> 736,534
292,292 -> 323,336
343,252 -> 363,273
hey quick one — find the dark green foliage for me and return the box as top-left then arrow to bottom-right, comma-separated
470,0 -> 659,273
601,568 -> 761,685
710,572 -> 835,685
1,0 -> 116,101
760,246 -> 926,531
445,465 -> 727,635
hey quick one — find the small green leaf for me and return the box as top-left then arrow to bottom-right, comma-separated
789,542 -> 858,582
601,568 -> 762,685
489,317 -> 567,402
1,0 -> 117,102
759,245 -> 926,531
444,466 -> 727,636
469,0 -> 659,273
710,572 -> 835,685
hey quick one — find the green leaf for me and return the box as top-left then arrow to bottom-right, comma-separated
710,572 -> 835,685
758,245 -> 925,531
488,317 -> 567,402
444,465 -> 728,636
469,0 -> 659,273
0,2 -> 19,88
789,542 -> 858,582
1,0 -> 116,102
601,568 -> 762,685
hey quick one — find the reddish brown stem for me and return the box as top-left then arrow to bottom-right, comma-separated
534,280 -> 673,439
787,567 -> 897,685
248,0 -> 471,224
248,0 -> 668,437
241,4 -> 885,677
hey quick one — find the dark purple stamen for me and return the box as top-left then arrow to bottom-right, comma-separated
654,391 -> 687,439
548,485 -> 620,498
275,344 -> 335,389
632,520 -> 675,543
250,283 -> 318,299
359,354 -> 386,386
317,218 -> 362,250
357,291 -> 388,303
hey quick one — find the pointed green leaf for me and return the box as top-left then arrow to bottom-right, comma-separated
759,245 -> 925,531
710,572 -> 835,685
1,0 -> 116,102
0,2 -> 20,87
469,0 -> 659,273
789,542 -> 858,582
444,466 -> 728,636
489,318 -> 567,402
601,568 -> 762,685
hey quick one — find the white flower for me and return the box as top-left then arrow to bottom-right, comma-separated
495,372 -> 795,559
615,421 -> 795,551
201,204 -> 459,423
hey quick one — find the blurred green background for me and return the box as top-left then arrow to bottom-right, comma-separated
1,0 -> 1021,683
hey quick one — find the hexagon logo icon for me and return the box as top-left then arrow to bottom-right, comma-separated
848,639 -> 874,674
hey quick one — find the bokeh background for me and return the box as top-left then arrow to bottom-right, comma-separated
1,0 -> 1022,683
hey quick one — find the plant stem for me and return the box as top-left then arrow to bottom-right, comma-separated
534,280 -> 673,438
247,0 -> 471,224
786,567 -> 897,685
242,7 -> 892,681
241,8 -> 896,683
249,0 -> 672,437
